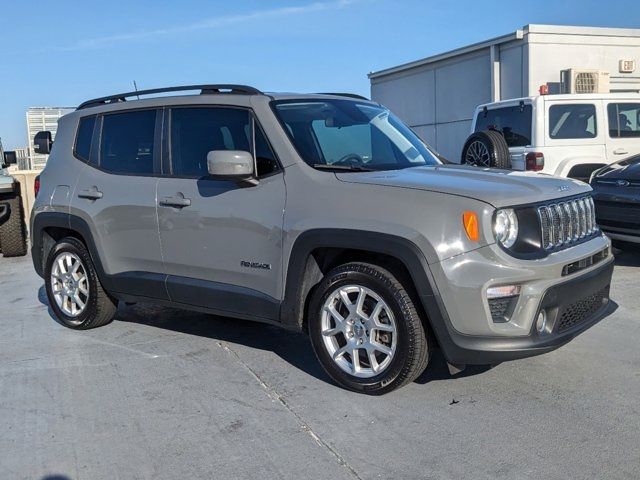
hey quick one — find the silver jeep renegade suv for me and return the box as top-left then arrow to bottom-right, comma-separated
31,85 -> 614,394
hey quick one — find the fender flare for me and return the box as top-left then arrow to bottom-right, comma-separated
31,212 -> 111,289
280,229 -> 455,346
554,156 -> 607,178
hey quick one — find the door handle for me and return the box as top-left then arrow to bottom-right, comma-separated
613,148 -> 628,155
159,195 -> 191,208
78,187 -> 103,200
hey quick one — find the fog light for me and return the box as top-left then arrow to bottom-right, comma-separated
536,311 -> 547,333
486,285 -> 521,299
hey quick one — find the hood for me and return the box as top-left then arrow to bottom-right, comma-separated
336,164 -> 591,208
593,155 -> 640,181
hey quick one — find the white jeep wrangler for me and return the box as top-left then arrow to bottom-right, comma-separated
462,93 -> 640,182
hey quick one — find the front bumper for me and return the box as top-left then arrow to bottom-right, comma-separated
440,259 -> 613,365
593,191 -> 640,243
427,235 -> 614,365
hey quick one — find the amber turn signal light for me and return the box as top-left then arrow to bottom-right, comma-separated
463,211 -> 480,241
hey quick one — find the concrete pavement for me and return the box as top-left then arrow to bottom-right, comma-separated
1,250 -> 639,479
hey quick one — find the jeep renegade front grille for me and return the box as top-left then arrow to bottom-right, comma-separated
538,196 -> 597,250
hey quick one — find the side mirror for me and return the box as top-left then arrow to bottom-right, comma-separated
34,131 -> 53,155
207,150 -> 257,185
3,151 -> 17,167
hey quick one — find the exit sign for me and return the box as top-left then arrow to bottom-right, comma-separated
619,60 -> 636,73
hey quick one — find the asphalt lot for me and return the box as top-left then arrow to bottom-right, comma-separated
1,250 -> 639,480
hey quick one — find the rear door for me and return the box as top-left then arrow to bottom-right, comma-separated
605,101 -> 640,161
474,103 -> 533,170
156,106 -> 285,320
70,108 -> 167,298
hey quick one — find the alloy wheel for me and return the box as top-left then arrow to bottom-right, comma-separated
50,252 -> 90,319
464,140 -> 491,167
320,284 -> 397,378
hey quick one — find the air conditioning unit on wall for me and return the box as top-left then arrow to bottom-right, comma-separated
560,69 -> 610,94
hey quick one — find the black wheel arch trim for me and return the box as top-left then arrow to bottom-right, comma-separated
31,211 -> 132,296
280,229 -> 461,353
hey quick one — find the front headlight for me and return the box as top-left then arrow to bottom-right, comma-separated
494,208 -> 519,248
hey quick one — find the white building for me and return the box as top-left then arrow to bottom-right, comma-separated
26,107 -> 74,169
14,147 -> 31,171
369,24 -> 640,161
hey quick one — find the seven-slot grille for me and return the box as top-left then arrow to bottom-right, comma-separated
538,196 -> 597,250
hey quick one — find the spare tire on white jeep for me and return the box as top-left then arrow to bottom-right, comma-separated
461,130 -> 511,169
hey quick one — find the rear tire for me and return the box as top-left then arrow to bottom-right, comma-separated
0,196 -> 28,257
461,130 -> 511,169
45,237 -> 117,329
308,262 -> 430,395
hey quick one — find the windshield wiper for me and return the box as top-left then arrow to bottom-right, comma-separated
313,164 -> 374,172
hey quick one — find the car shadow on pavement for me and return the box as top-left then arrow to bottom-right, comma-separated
414,351 -> 492,384
37,285 -> 485,387
35,285 -> 514,387
38,286 -> 618,388
37,284 -> 331,384
123,301 -> 336,384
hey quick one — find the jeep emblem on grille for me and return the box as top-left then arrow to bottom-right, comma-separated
616,179 -> 630,187
557,185 -> 570,192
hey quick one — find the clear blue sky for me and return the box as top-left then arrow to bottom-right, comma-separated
1,0 -> 639,149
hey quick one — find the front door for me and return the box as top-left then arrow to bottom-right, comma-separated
604,101 -> 640,162
156,106 -> 285,320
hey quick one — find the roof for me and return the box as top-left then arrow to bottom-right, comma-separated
475,92 -> 640,109
368,24 -> 640,80
75,85 -> 372,111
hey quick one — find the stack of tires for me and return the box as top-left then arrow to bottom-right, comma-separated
0,195 -> 28,258
460,130 -> 511,170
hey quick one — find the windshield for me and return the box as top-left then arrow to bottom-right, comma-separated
272,99 -> 440,171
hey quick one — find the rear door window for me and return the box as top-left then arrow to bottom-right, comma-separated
475,105 -> 532,147
607,103 -> 640,138
549,104 -> 597,139
100,110 -> 157,175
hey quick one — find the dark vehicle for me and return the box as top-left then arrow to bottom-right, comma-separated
0,138 -> 28,257
590,154 -> 640,249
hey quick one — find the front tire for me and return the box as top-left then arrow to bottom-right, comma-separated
45,237 -> 117,329
308,262 -> 430,394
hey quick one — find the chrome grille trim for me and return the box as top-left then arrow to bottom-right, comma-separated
588,198 -> 595,232
538,196 -> 598,251
551,204 -> 563,246
539,206 -> 553,249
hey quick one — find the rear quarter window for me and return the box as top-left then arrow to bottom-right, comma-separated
475,105 -> 532,147
74,115 -> 96,162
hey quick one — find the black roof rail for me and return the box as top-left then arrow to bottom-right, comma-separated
77,84 -> 262,110
316,92 -> 370,100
